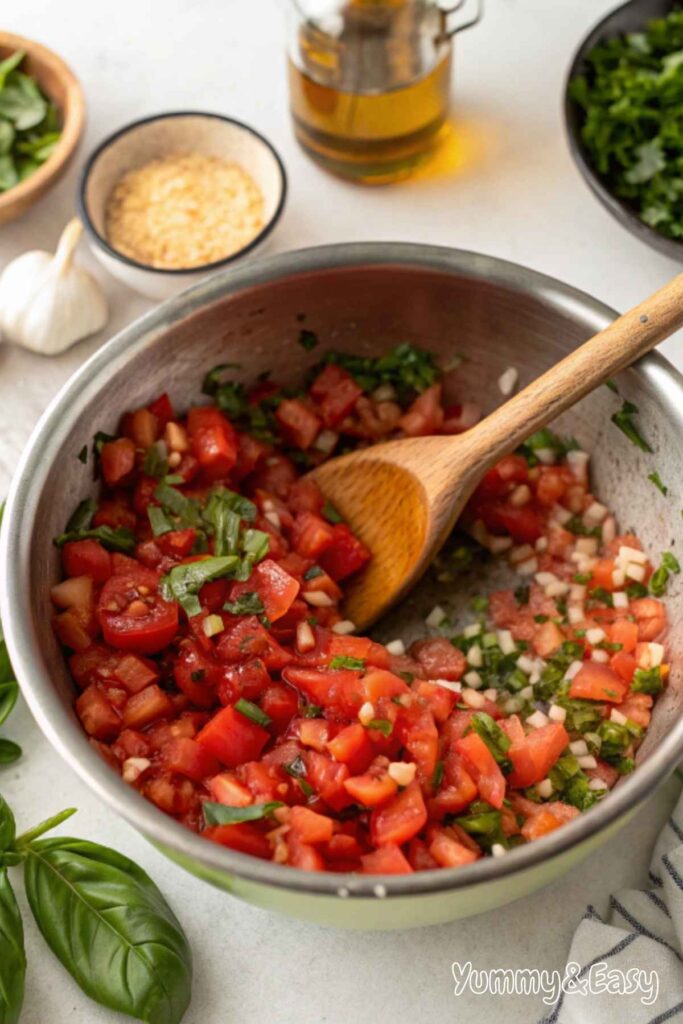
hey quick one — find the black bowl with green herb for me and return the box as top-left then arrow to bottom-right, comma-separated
565,0 -> 683,260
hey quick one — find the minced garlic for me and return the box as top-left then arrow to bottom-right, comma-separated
105,152 -> 265,269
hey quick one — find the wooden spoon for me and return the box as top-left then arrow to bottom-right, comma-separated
310,274 -> 683,630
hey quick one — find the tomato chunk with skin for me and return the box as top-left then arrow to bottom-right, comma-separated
310,365 -> 363,427
318,524 -> 371,581
228,559 -> 300,622
97,567 -> 178,656
370,781 -> 427,847
100,438 -> 136,488
454,732 -> 506,809
62,540 -> 112,582
187,406 -> 238,479
508,723 -> 570,789
569,663 -> 628,703
360,845 -> 413,874
204,823 -> 271,859
196,706 -> 269,767
76,685 -> 120,740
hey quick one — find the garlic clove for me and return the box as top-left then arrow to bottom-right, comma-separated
0,218 -> 108,356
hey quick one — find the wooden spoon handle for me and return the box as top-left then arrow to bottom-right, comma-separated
460,273 -> 683,468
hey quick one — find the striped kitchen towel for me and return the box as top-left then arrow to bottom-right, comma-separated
540,784 -> 683,1023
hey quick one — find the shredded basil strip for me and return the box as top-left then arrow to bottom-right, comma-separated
648,471 -> 668,496
53,524 -> 136,553
611,400 -> 653,453
64,497 -> 96,532
203,801 -> 282,826
366,718 -> 393,737
147,505 -> 174,537
160,556 -> 240,617
224,591 -> 265,616
153,481 -> 200,527
329,655 -> 365,671
234,698 -> 272,728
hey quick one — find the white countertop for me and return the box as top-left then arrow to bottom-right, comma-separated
1,1 -> 681,1021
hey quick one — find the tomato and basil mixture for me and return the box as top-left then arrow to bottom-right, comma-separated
50,342 -> 675,874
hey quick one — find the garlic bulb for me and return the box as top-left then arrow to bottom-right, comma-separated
0,218 -> 108,355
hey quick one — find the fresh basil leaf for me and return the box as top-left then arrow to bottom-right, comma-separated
53,525 -> 136,553
64,497 -> 97,532
15,130 -> 60,162
0,681 -> 17,728
0,51 -> 25,90
223,591 -> 264,616
0,742 -> 21,766
611,401 -> 653,453
0,796 -> 15,853
160,556 -> 240,617
153,482 -> 200,528
322,501 -> 343,524
283,755 -> 307,779
203,801 -> 282,826
0,640 -> 12,685
329,655 -> 365,670
234,698 -> 271,728
648,471 -> 668,495
148,506 -> 174,537
303,566 -> 323,581
0,155 -> 17,191
662,551 -> 681,574
23,837 -> 192,1024
0,121 -> 14,158
0,868 -> 25,1024
366,718 -> 393,737
143,443 -> 169,479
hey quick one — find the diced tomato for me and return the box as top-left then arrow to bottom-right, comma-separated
608,619 -> 639,654
75,685 -> 120,740
208,772 -> 253,807
62,540 -> 112,582
187,406 -> 238,479
157,529 -> 197,560
611,649 -> 637,683
122,684 -> 174,729
521,802 -> 579,841
370,781 -> 427,847
174,641 -> 219,708
148,392 -> 175,427
204,823 -> 271,859
196,706 -> 269,767
114,654 -> 159,694
287,833 -> 325,871
228,560 -> 299,622
328,635 -> 390,669
630,597 -> 667,641
275,399 -> 321,449
306,751 -> 352,811
507,722 -> 569,788
283,666 -> 365,718
590,559 -> 617,592
475,455 -> 528,501
533,620 -> 565,658
53,610 -> 93,652
310,365 -> 363,427
410,637 -> 466,681
298,718 -> 333,751
535,466 -> 573,506
344,758 -> 398,807
289,806 -> 334,844
318,524 -> 371,581
69,645 -> 119,688
327,723 -> 376,775
161,736 -> 219,781
92,499 -> 136,531
428,828 -> 479,868
477,502 -> 543,544
360,844 -> 413,874
291,512 -> 335,559
217,658 -> 270,705
100,438 -> 136,488
454,732 -> 505,809
97,568 -> 178,656
569,663 -> 627,703
216,617 -> 292,671
398,383 -> 443,436
260,683 -> 299,734
618,692 -> 653,729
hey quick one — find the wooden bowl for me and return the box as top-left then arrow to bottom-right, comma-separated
0,31 -> 85,225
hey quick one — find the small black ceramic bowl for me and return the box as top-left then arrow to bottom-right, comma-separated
564,0 -> 682,262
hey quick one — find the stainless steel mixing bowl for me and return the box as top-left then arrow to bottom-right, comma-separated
1,243 -> 682,929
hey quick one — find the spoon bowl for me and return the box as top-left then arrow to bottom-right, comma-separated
312,274 -> 683,629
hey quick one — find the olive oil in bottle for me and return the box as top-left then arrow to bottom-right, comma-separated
287,0 -> 454,183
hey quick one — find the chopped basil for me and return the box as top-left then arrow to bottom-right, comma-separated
303,566 -> 324,581
153,481 -> 201,527
588,587 -> 613,608
92,430 -> 115,459
432,760 -> 444,789
234,698 -> 272,728
322,501 -> 343,524
611,400 -> 653,453
534,614 -> 549,624
298,779 -> 315,796
398,671 -> 414,684
163,473 -> 184,485
142,442 -> 168,479
632,666 -> 664,695
663,551 -> 681,574
565,516 -> 600,538
471,596 -> 489,615
518,428 -> 579,466
649,566 -> 670,596
605,379 -> 619,394
53,524 -> 136,553
64,497 -> 96,532
329,655 -> 365,671
203,801 -> 282,826
224,591 -> 265,617
160,556 -> 240,616
298,329 -> 318,352
315,343 -> 438,402
190,669 -> 205,682
555,698 -> 603,734
626,581 -> 648,600
366,718 -> 393,737
597,719 -> 642,761
147,505 -> 173,537
301,702 -> 323,718
454,800 -> 506,852
648,471 -> 668,496
77,444 -> 88,464
573,573 -> 591,584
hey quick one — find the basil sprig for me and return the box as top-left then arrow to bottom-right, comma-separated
0,637 -> 20,767
0,801 -> 192,1024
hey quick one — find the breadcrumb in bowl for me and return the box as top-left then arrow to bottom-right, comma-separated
105,152 -> 266,270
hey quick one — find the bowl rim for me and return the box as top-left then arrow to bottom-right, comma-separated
563,0 -> 683,261
77,110 -> 288,276
3,240 -> 683,899
0,30 -> 85,216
